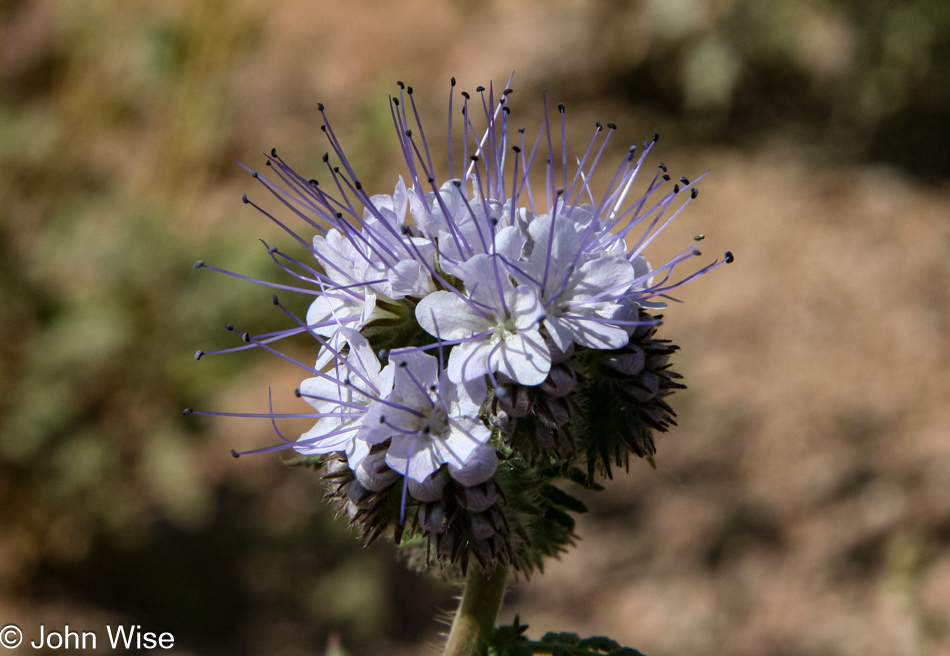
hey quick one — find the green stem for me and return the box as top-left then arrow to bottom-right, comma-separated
443,564 -> 508,656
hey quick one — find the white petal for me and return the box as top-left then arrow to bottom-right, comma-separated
448,445 -> 498,486
510,286 -> 544,332
543,315 -> 575,353
416,292 -> 492,340
447,340 -> 494,384
561,315 -> 630,350
527,213 -> 582,291
493,331 -> 551,386
388,260 -> 435,298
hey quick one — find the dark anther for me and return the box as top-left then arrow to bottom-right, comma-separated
194,350 -> 204,361
397,81 -> 405,89
406,129 -> 413,137
272,295 -> 279,305
518,128 -> 525,134
690,188 -> 699,199
400,225 -> 412,235
490,217 -> 498,225
453,180 -> 462,187
476,85 -> 485,92
451,77 -> 457,86
692,249 -> 701,257
225,323 -> 234,331
294,388 -> 302,397
427,177 -> 434,183
653,133 -> 660,143
320,125 -> 327,131
242,333 -> 251,343
271,148 -> 278,157
407,86 -> 413,94
512,145 -> 521,153
558,103 -> 565,114
422,425 -> 431,434
309,179 -> 318,185
194,260 -> 204,268
502,106 -> 510,114
399,361 -> 408,368
607,122 -> 617,130
322,153 -> 329,163
680,176 -> 689,184
393,98 -> 399,106
265,161 -> 271,166
336,212 -> 343,219
461,107 -> 466,115
317,103 -> 325,111
725,251 -> 735,264
333,167 -> 340,173
182,408 -> 193,415
556,188 -> 565,196
694,234 -> 705,241
355,181 -> 362,190
461,91 -> 470,99
241,194 -> 249,203
379,416 -> 386,424
658,163 -> 667,172
596,121 -> 603,131
546,156 -> 551,163
673,184 -> 680,194
267,246 -> 277,254
231,450 -> 240,459
471,155 -> 479,162
429,384 -> 437,391
504,88 -> 513,95
251,171 -> 259,178
630,145 -> 637,152
663,174 -> 671,181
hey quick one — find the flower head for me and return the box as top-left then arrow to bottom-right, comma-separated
189,77 -> 732,572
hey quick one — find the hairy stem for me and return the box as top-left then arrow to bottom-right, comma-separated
443,564 -> 508,656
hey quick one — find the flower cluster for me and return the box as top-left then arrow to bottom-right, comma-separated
188,79 -> 731,572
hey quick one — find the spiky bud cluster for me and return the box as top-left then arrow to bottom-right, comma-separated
189,79 -> 731,575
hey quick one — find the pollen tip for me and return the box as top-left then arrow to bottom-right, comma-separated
242,332 -> 251,343
422,425 -> 431,434
379,415 -> 386,424
405,129 -> 412,137
252,171 -> 259,179
399,361 -> 408,368
691,187 -> 699,199
504,88 -> 513,95
476,85 -> 485,92
694,234 -> 705,241
322,153 -> 329,162
596,121 -> 603,131
407,86 -> 413,95
461,91 -> 470,99
231,449 -> 240,459
512,145 -> 521,153
224,323 -> 234,331
317,103 -> 325,111
673,184 -> 680,194
502,106 -> 510,114
194,350 -> 204,361
607,122 -> 617,130
194,260 -> 204,268
556,188 -> 564,196
267,246 -> 277,254
654,133 -> 660,143
427,177 -> 434,183
182,408 -> 193,415
320,125 -> 327,131
557,103 -> 565,114
333,167 -> 340,173
471,155 -> 479,162
308,179 -> 318,186
518,127 -> 526,134
377,349 -> 389,359
355,180 -> 362,190
397,81 -> 405,89
272,295 -> 279,305
725,251 -> 735,264
294,388 -> 302,397
680,176 -> 689,184
265,160 -> 271,167
692,249 -> 701,257
663,174 -> 671,181
453,180 -> 462,187
242,193 -> 249,204
271,147 -> 277,157
451,77 -> 457,86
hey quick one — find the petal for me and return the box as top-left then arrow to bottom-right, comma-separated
527,212 -> 582,292
561,315 -> 630,350
493,331 -> 551,386
570,255 -> 636,303
416,292 -> 492,340
447,340 -> 494,384
543,315 -> 575,353
510,286 -> 544,332
448,445 -> 498,486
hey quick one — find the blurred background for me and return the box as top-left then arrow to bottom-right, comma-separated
1,0 -> 948,654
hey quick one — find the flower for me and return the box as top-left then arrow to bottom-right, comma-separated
189,77 -> 732,571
